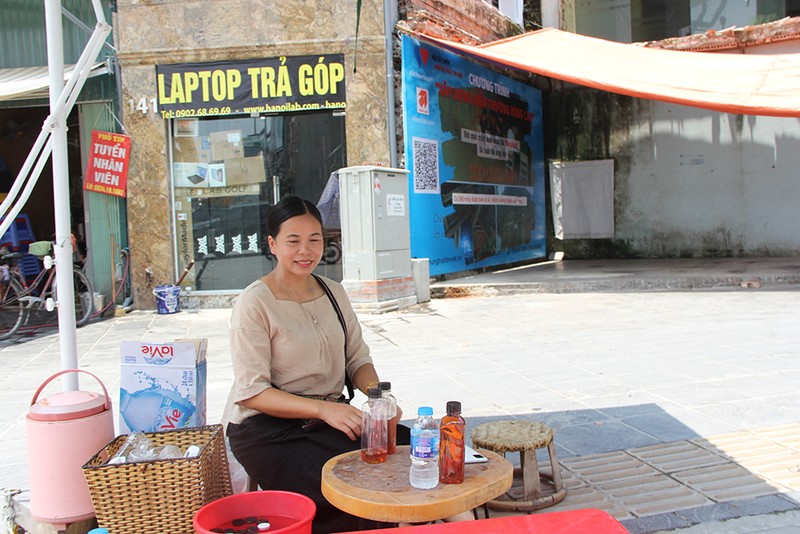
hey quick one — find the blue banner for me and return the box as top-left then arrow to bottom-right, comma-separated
401,35 -> 546,276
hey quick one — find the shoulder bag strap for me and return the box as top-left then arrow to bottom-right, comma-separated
312,274 -> 355,401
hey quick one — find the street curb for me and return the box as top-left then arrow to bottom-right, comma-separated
431,276 -> 800,298
620,494 -> 800,534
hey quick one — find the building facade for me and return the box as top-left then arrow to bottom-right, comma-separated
541,0 -> 800,259
116,0 -> 521,309
0,0 -> 126,313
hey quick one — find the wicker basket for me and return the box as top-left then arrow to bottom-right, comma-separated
82,424 -> 232,533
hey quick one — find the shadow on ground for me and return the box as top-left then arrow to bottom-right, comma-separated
403,407 -> 800,533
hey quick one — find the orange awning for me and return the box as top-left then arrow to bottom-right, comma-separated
417,28 -> 800,117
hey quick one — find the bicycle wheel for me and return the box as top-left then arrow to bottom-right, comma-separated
0,278 -> 26,340
73,267 -> 94,326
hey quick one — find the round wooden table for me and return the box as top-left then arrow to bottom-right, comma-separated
321,446 -> 513,524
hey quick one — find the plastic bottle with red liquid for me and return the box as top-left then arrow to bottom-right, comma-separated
378,381 -> 399,454
439,400 -> 465,484
361,387 -> 389,464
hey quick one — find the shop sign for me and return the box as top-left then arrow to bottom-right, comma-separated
155,55 -> 347,118
83,130 -> 131,198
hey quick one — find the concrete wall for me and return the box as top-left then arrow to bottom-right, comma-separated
620,103 -> 800,257
115,0 -> 391,307
542,3 -> 800,259
546,89 -> 800,258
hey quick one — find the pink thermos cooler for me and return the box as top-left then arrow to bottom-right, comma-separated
26,369 -> 114,524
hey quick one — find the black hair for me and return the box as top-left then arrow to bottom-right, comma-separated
267,196 -> 324,238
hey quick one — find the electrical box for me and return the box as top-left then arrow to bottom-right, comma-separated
338,166 -> 411,281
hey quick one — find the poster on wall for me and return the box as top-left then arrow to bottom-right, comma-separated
401,35 -> 547,276
83,130 -> 131,198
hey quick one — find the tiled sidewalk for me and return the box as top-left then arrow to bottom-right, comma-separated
3,266 -> 800,532
488,423 -> 800,532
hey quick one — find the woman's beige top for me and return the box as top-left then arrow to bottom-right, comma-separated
223,274 -> 372,426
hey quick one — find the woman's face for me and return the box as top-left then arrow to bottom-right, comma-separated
268,213 -> 324,277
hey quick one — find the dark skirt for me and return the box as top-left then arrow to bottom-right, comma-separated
227,414 -> 407,534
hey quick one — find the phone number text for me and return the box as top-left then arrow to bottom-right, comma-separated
161,107 -> 233,119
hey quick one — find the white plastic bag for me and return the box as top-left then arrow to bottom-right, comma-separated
225,437 -> 252,494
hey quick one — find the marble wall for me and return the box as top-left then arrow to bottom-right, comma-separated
115,0 -> 391,307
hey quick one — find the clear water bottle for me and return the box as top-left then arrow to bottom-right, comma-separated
109,431 -> 152,464
409,406 -> 439,489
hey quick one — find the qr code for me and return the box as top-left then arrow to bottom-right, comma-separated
412,137 -> 440,194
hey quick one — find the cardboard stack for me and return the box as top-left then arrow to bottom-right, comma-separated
119,339 -> 207,433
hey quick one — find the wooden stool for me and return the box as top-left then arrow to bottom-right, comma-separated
471,420 -> 566,512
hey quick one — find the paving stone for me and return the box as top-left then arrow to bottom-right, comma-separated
736,451 -> 800,492
701,399 -> 800,432
628,493 -> 715,517
675,500 -> 748,524
621,512 -> 693,534
627,441 -> 729,474
754,423 -> 800,450
624,495 -> 800,533
724,494 -> 800,516
650,508 -> 800,533
671,462 -> 784,502
671,494 -> 800,524
543,484 -> 631,520
561,450 -> 661,485
597,474 -> 712,516
555,420 -> 665,456
620,411 -> 710,443
561,450 -> 713,516
691,432 -> 789,463
690,433 -> 800,492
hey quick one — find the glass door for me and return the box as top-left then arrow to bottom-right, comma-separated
170,110 -> 346,291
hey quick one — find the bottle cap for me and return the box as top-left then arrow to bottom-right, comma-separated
418,406 -> 433,416
446,401 -> 461,414
378,381 -> 391,391
368,387 -> 382,398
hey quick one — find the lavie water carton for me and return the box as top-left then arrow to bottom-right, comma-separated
119,339 -> 207,433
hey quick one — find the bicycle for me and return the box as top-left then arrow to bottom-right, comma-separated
0,241 -> 94,341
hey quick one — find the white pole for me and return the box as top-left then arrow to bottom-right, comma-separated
0,21 -> 111,234
45,0 -> 79,392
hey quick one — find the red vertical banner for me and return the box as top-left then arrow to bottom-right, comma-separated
83,130 -> 131,198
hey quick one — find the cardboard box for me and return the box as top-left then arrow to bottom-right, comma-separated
210,130 -> 243,161
173,162 -> 209,188
224,155 -> 267,186
208,163 -> 227,187
119,339 -> 207,433
173,136 -> 211,162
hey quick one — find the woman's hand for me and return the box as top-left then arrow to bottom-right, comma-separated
241,388 -> 363,439
319,402 -> 363,441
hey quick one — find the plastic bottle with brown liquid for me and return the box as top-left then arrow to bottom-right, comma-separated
361,387 -> 389,464
378,381 -> 399,454
439,400 -> 465,484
